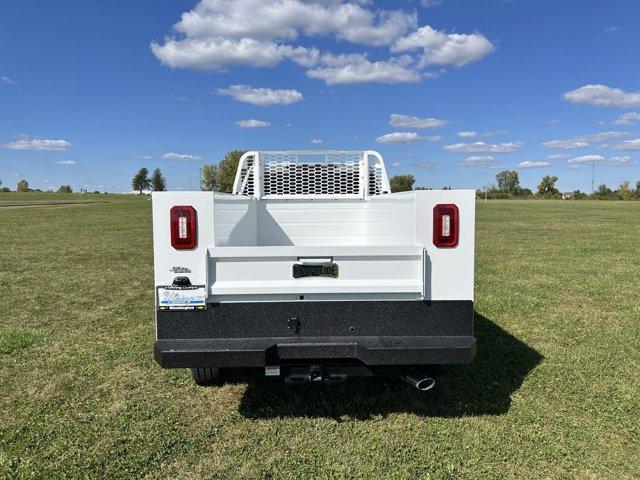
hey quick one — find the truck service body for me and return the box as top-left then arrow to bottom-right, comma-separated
152,151 -> 476,387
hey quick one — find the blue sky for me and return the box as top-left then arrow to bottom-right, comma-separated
1,0 -> 640,193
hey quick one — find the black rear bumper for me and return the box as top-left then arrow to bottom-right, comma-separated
154,300 -> 476,370
155,335 -> 475,368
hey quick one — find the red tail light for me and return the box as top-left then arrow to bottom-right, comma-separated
170,206 -> 197,249
433,204 -> 459,248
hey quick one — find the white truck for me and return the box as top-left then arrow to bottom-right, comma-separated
152,151 -> 475,390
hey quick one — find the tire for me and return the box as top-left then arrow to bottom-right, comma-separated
190,367 -> 223,386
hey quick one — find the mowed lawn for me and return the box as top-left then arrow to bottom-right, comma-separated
1,193 -> 638,479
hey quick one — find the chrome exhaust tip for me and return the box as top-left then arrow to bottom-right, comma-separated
401,369 -> 436,391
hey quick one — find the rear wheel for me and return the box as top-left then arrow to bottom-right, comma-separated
190,367 -> 223,386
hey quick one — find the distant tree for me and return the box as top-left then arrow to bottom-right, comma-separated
634,180 -> 640,199
389,174 -> 415,193
537,175 -> 560,198
519,187 -> 534,198
443,186 -> 452,190
415,186 -> 432,190
17,179 -> 29,192
132,168 -> 150,194
573,190 -> 588,200
57,185 -> 73,193
617,181 -> 634,200
495,170 -> 521,196
200,164 -> 219,191
150,168 -> 166,191
593,184 -> 613,199
217,150 -> 246,193
0,187 -> 10,192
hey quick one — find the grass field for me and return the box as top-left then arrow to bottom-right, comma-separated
1,193 -> 638,479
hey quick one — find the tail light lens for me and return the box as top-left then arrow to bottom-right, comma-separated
170,206 -> 197,249
433,204 -> 459,248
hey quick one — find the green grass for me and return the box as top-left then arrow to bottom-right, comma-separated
0,193 -> 638,479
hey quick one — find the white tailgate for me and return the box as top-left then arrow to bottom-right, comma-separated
208,245 -> 425,302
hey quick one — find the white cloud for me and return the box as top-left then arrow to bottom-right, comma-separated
3,136 -> 71,151
151,0 -> 418,71
610,138 -> 640,151
217,84 -> 303,106
563,84 -> 640,108
548,118 -> 560,125
151,0 -> 492,83
443,141 -> 523,153
310,138 -> 323,144
517,161 -> 551,169
307,53 -> 419,85
391,162 -> 402,167
614,112 -> 640,125
573,131 -> 629,142
609,156 -> 634,165
548,154 -> 569,160
376,132 -> 422,144
457,131 -> 477,138
392,25 -> 494,67
162,152 -> 203,160
541,139 -> 589,149
567,155 -> 605,164
421,0 -> 443,7
54,160 -> 76,165
458,155 -> 494,166
1,75 -> 18,85
235,119 -> 270,128
389,113 -> 448,129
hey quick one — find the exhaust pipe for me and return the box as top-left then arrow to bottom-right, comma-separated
401,369 -> 436,391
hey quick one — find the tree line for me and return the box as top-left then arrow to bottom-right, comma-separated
387,171 -> 640,200
3,153 -> 638,200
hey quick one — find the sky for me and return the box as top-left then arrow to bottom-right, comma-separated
1,0 -> 640,193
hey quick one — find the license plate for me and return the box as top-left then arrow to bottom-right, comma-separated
292,263 -> 339,279
157,285 -> 207,310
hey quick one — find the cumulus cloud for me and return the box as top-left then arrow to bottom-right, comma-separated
457,131 -> 477,138
376,132 -> 422,144
548,154 -> 569,160
235,119 -> 270,128
150,0 -> 493,83
541,139 -> 589,150
217,84 -> 303,106
162,152 -> 203,160
3,136 -> 71,151
389,113 -> 448,129
610,138 -> 640,151
307,53 -> 419,85
392,25 -> 494,67
54,160 -> 76,165
458,155 -> 494,166
573,131 -> 629,142
443,141 -> 523,153
517,161 -> 551,169
567,155 -> 605,164
391,161 -> 402,167
609,156 -> 634,165
614,112 -> 640,125
421,0 -> 443,6
563,84 -> 640,108
310,138 -> 323,144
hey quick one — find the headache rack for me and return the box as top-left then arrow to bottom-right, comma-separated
232,150 -> 390,199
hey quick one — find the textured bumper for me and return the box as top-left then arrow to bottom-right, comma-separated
155,300 -> 475,369
155,335 -> 476,368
